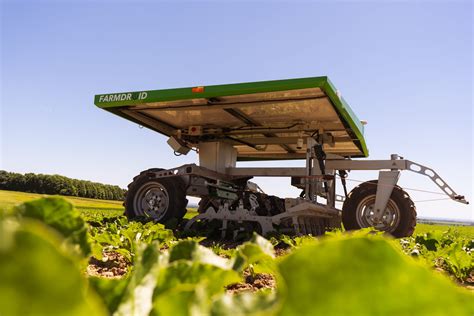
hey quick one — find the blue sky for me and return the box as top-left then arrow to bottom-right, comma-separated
1,1 -> 472,221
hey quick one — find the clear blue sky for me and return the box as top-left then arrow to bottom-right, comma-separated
1,1 -> 472,221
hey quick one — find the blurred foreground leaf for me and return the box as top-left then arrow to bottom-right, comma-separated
114,242 -> 164,316
89,277 -> 130,315
211,290 -> 279,316
278,235 -> 474,316
232,233 -> 275,272
152,240 -> 240,315
14,197 -> 90,256
169,240 -> 231,269
0,219 -> 106,316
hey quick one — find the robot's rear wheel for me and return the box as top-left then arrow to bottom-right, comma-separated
124,169 -> 188,222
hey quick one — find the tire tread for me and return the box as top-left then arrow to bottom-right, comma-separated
342,180 -> 416,238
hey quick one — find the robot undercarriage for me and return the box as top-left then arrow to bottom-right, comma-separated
124,138 -> 468,238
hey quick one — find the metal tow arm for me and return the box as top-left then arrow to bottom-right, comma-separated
403,159 -> 469,204
370,154 -> 469,222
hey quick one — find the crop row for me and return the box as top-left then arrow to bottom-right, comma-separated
0,197 -> 472,316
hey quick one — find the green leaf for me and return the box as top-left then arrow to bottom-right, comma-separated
154,261 -> 240,297
90,241 -> 104,261
141,222 -> 175,244
443,242 -> 473,280
0,219 -> 106,316
232,233 -> 275,272
89,277 -> 129,315
150,240 -> 240,315
115,270 -> 159,316
114,242 -> 165,316
169,240 -> 231,269
92,230 -> 122,248
415,231 -> 444,251
115,248 -> 133,263
211,290 -> 279,316
151,285 -> 209,316
14,197 -> 91,256
277,234 -> 474,315
151,262 -> 240,315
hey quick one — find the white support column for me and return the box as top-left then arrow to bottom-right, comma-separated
373,171 -> 400,221
199,142 -> 237,173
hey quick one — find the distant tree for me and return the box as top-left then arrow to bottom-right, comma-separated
77,181 -> 87,197
0,170 -> 125,201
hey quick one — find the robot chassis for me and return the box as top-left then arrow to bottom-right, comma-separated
125,136 -> 468,238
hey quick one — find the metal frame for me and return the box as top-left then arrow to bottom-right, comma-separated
223,156 -> 468,204
147,147 -> 468,207
143,138 -> 467,236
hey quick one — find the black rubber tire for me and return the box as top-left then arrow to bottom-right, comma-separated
124,168 -> 188,222
342,180 -> 417,238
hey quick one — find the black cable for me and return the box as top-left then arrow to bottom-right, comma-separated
338,170 -> 348,197
314,143 -> 328,193
231,122 -> 300,132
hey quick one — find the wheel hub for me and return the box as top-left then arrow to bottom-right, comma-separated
133,183 -> 170,219
356,196 -> 400,232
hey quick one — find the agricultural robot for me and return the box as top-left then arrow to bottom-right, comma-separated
95,77 -> 468,238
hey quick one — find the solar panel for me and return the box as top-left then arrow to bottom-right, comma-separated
95,76 -> 368,160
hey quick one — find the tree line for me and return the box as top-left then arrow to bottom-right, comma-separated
0,170 -> 126,201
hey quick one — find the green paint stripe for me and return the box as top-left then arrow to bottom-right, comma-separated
322,78 -> 369,157
94,76 -> 329,107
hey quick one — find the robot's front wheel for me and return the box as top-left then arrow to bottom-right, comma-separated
342,180 -> 417,238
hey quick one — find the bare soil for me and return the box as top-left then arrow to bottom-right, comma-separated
87,251 -> 130,278
226,269 -> 276,294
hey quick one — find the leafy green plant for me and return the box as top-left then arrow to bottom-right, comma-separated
0,219 -> 106,316
232,233 -> 275,273
1,197 -> 473,316
400,229 -> 473,282
88,216 -> 175,262
278,233 -> 474,316
14,197 -> 91,256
